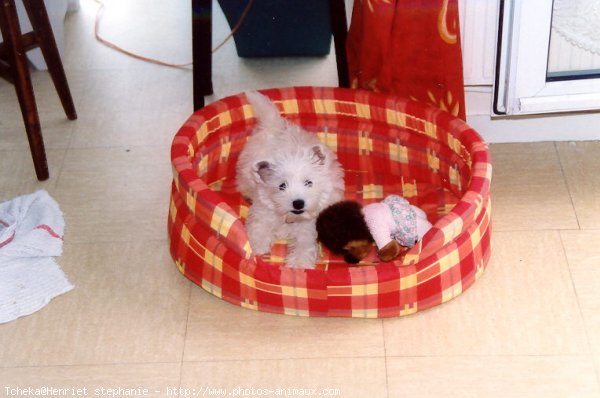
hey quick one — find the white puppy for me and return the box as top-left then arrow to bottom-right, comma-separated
236,91 -> 344,268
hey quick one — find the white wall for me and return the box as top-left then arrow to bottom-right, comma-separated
11,0 -> 79,70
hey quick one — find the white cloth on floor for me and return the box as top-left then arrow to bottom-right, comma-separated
0,190 -> 73,324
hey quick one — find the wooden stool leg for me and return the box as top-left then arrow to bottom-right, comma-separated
0,0 -> 48,180
22,0 -> 77,120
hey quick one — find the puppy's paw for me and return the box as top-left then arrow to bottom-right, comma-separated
248,233 -> 272,256
285,249 -> 317,269
250,242 -> 271,256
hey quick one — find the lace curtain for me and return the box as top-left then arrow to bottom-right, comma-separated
553,0 -> 600,55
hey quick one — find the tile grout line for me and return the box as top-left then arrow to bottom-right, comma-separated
52,147 -> 70,191
553,142 -> 582,230
381,320 -> 390,398
0,361 -> 183,370
178,280 -> 195,387
2,353 -> 593,371
179,355 -> 388,364
557,230 -> 600,391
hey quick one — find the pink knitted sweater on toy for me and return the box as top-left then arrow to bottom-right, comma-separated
362,195 -> 428,249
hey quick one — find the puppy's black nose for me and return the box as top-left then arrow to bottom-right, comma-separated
292,199 -> 305,210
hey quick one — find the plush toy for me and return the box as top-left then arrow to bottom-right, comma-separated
316,201 -> 374,264
362,195 -> 432,262
316,195 -> 432,263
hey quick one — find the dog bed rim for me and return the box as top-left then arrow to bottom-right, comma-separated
171,87 -> 491,269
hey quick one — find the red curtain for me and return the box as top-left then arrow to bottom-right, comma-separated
347,0 -> 466,120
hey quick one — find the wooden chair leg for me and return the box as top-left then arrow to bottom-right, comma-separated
192,0 -> 213,110
0,0 -> 48,180
22,0 -> 77,120
330,0 -> 350,88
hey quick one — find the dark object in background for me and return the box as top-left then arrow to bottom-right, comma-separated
217,0 -> 332,57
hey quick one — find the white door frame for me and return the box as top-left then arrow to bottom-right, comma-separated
494,0 -> 600,115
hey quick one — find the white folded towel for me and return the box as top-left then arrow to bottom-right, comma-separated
0,190 -> 73,324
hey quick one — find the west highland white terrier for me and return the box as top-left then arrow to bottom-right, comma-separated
236,91 -> 345,268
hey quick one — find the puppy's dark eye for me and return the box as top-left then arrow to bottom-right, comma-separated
279,182 -> 287,191
304,180 -> 313,187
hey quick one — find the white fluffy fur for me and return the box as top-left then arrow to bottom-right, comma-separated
236,91 -> 344,269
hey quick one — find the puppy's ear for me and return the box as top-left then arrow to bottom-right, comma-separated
310,144 -> 326,165
253,161 -> 274,183
378,240 -> 402,262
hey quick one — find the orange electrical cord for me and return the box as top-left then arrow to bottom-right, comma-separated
91,0 -> 254,69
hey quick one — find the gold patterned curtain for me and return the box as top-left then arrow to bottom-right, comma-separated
347,0 -> 466,120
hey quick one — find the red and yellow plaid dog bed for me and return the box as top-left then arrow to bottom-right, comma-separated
169,87 -> 492,318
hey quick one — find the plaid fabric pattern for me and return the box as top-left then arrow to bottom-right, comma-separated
169,87 -> 492,318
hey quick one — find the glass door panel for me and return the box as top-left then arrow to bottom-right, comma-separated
494,0 -> 600,115
548,0 -> 600,81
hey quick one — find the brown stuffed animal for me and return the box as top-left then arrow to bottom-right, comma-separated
317,200 -> 417,264
316,201 -> 375,264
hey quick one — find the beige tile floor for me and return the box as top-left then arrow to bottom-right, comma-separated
2,1 -> 600,397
